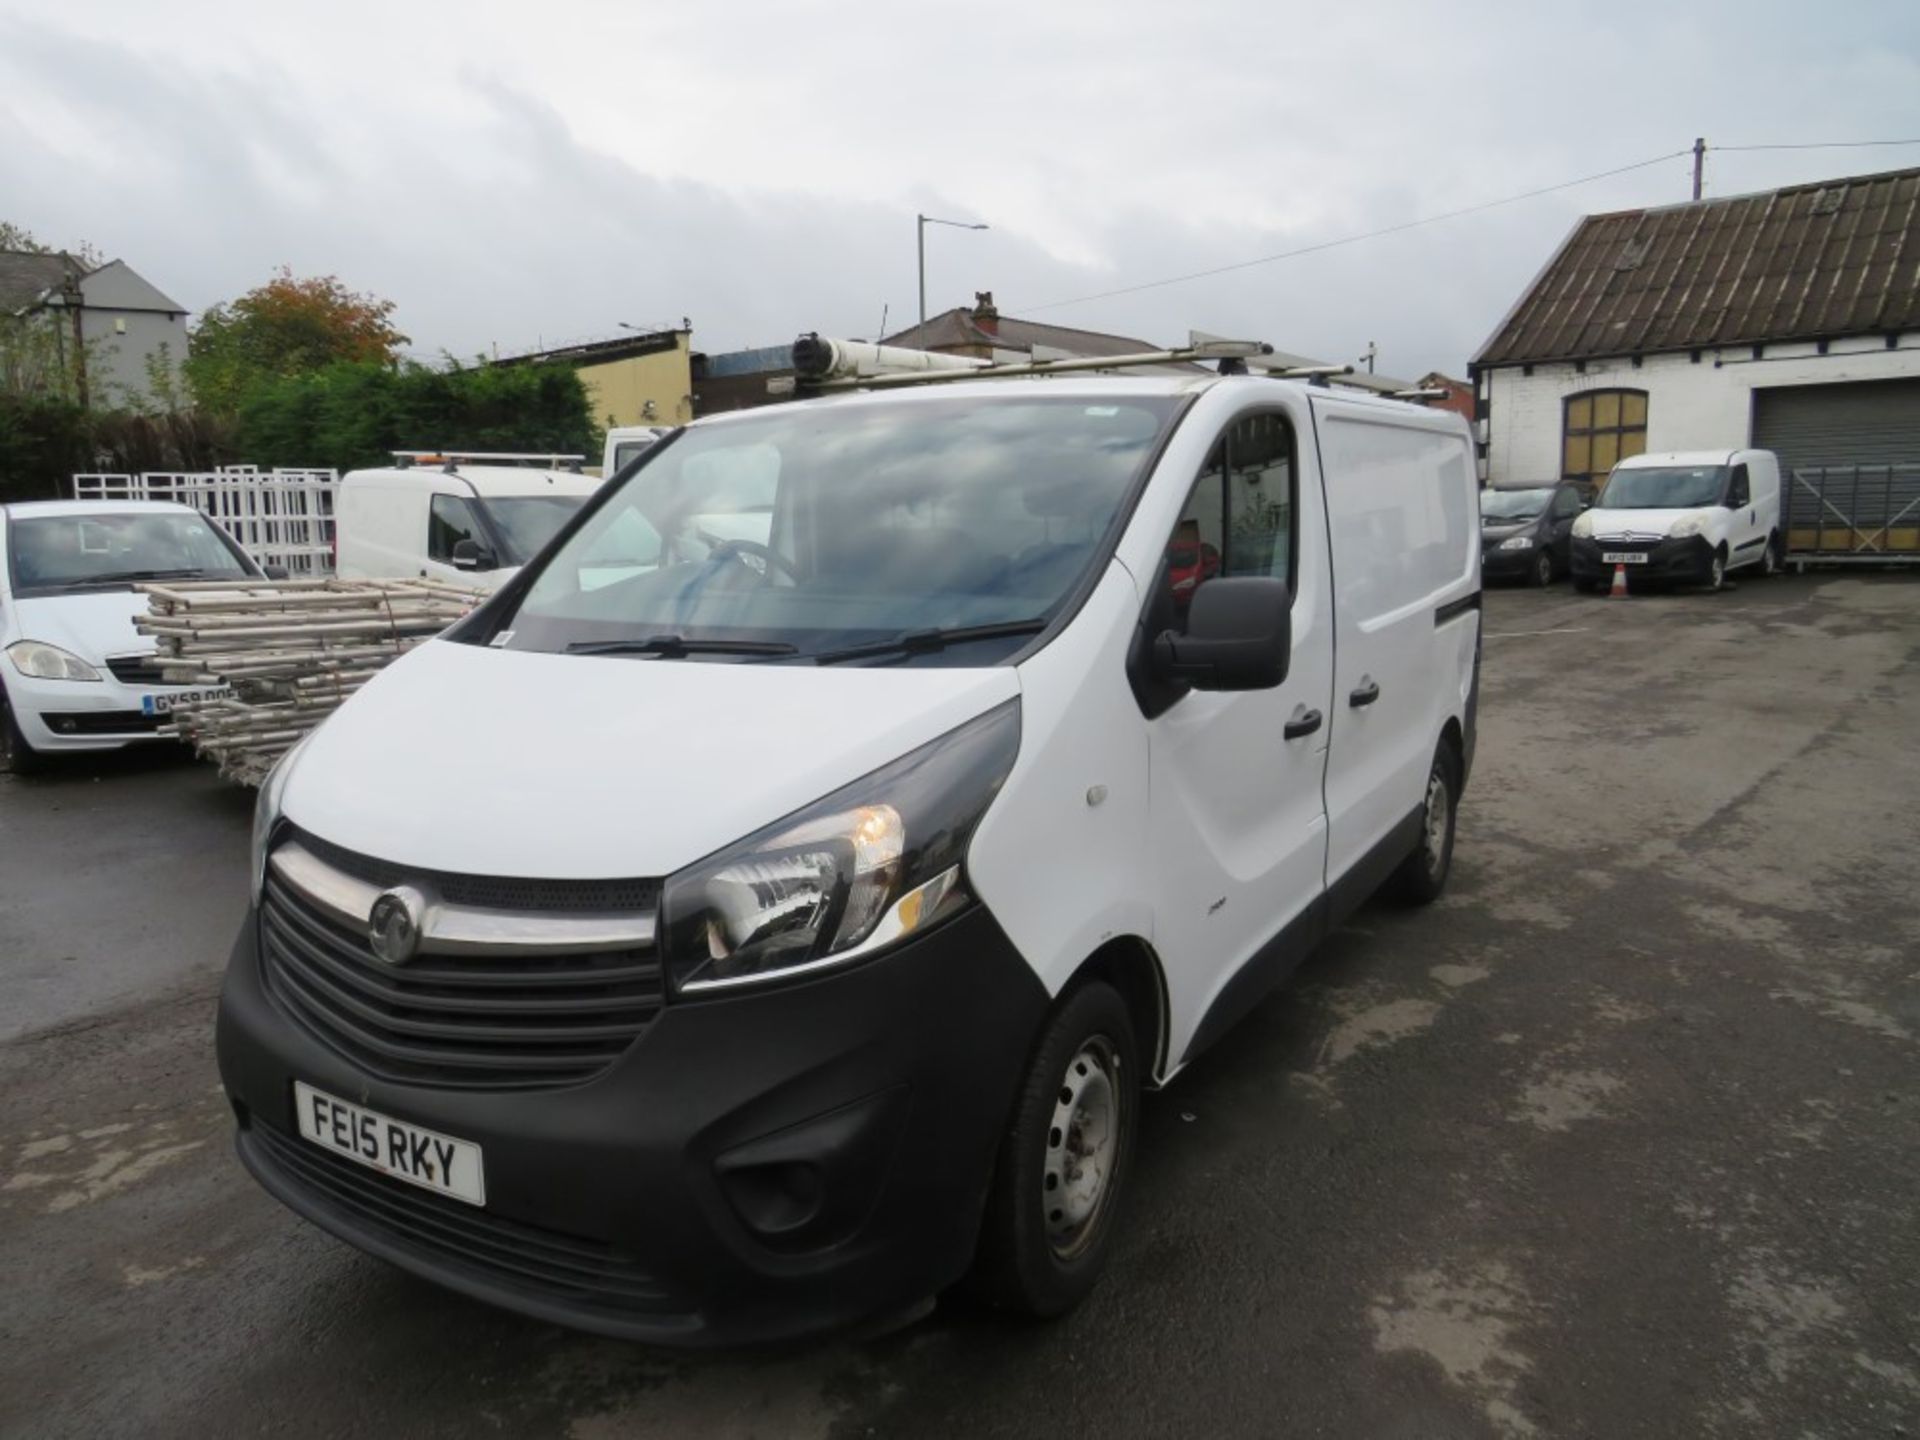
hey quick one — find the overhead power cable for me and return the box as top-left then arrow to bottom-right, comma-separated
1021,149 -> 1691,314
1715,138 -> 1920,152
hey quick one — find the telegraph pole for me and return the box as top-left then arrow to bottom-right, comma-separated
1692,137 -> 1706,201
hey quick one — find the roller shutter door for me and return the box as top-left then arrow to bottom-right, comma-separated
1754,378 -> 1920,557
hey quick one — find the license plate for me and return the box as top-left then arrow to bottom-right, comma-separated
294,1081 -> 487,1206
1601,552 -> 1650,564
141,686 -> 231,715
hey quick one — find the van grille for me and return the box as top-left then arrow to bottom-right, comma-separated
259,857 -> 664,1091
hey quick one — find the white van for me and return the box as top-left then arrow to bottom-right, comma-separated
1571,448 -> 1783,591
219,375 -> 1482,1346
602,426 -> 669,479
333,455 -> 601,590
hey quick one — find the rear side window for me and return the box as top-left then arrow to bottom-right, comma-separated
1156,411 -> 1297,633
429,495 -> 484,563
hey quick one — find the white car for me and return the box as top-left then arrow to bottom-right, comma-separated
1571,448 -> 1784,591
0,500 -> 266,772
333,458 -> 601,590
219,375 -> 1481,1346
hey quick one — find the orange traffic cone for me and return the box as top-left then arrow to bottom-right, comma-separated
1608,563 -> 1629,598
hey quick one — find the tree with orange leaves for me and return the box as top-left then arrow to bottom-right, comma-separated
185,267 -> 408,414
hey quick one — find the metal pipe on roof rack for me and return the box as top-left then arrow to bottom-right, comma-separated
802,339 -> 1276,392
790,333 -> 990,381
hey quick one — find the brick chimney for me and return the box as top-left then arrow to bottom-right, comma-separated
972,290 -> 999,336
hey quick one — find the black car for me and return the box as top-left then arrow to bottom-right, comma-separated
1480,481 -> 1586,586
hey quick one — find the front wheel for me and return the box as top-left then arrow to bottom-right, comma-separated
1390,742 -> 1460,905
1532,549 -> 1555,587
1705,547 -> 1727,592
969,981 -> 1139,1317
0,686 -> 44,776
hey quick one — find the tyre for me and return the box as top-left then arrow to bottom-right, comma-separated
1705,547 -> 1727,592
969,980 -> 1139,1317
0,685 -> 44,776
1389,741 -> 1460,905
1758,533 -> 1782,578
1532,549 -> 1555,587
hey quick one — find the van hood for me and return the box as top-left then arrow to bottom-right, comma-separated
1583,507 -> 1714,540
6,589 -> 153,663
281,638 -> 1022,880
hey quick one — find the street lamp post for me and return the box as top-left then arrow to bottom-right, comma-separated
917,213 -> 990,324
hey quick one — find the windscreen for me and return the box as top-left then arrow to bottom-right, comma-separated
6,511 -> 252,595
500,394 -> 1181,662
480,495 -> 587,564
1596,466 -> 1726,510
1480,488 -> 1553,520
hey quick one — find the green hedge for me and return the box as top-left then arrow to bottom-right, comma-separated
0,396 -> 93,503
233,359 -> 599,470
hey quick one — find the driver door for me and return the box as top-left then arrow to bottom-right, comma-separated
1145,408 -> 1335,1065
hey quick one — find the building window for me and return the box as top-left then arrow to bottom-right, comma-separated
1563,389 -> 1647,492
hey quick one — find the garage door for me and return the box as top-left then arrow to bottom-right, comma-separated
1753,378 -> 1920,557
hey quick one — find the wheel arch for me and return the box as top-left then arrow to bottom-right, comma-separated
1063,935 -> 1170,1086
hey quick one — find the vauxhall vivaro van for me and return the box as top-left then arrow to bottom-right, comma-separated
1570,448 -> 1783,591
219,373 -> 1482,1344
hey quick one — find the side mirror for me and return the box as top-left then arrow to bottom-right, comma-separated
261,563 -> 290,581
450,538 -> 496,572
1152,576 -> 1291,691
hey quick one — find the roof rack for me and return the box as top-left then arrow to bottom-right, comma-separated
786,337 -> 1355,394
391,451 -> 586,473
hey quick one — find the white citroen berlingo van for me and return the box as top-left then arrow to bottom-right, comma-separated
220,373 -> 1482,1345
1570,448 -> 1783,591
333,454 -> 601,590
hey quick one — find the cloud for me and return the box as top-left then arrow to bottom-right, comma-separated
2,0 -> 1916,379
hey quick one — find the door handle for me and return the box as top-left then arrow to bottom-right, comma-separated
1349,679 -> 1380,708
1284,708 -> 1323,741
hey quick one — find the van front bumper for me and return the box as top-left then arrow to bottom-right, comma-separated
1571,535 -> 1714,585
216,902 -> 1049,1347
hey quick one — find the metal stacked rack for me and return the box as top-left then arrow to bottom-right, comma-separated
135,578 -> 484,784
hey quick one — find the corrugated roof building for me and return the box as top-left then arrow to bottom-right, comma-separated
1469,166 -> 1920,540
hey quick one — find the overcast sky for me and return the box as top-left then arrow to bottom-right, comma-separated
3,0 -> 1917,380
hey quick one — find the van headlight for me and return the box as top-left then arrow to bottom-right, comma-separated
1571,512 -> 1595,540
1670,512 -> 1707,539
662,700 -> 1020,994
250,737 -> 309,902
6,640 -> 102,682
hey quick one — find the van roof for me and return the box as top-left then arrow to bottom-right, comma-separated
1615,449 -> 1747,468
340,465 -> 601,498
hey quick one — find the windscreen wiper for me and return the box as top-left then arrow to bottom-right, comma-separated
811,619 -> 1049,666
44,567 -> 211,588
564,634 -> 798,659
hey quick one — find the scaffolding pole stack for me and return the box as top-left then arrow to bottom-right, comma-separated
135,578 -> 484,785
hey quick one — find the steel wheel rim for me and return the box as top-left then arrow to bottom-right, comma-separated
1535,552 -> 1553,586
1709,555 -> 1724,590
1044,1040 -> 1120,1259
1424,770 -> 1450,873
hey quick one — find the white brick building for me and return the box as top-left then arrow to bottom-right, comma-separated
1471,167 -> 1920,556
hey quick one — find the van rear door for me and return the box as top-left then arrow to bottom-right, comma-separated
1313,399 -> 1477,903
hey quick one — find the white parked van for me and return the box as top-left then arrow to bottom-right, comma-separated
333,455 -> 601,590
602,426 -> 669,478
219,374 -> 1482,1345
1571,448 -> 1783,591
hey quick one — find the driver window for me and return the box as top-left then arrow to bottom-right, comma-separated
428,495 -> 484,563
1156,412 -> 1297,635
1728,464 -> 1750,508
1552,487 -> 1582,519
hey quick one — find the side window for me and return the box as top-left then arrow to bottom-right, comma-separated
1552,486 -> 1582,519
1159,412 -> 1296,633
429,494 -> 483,563
1727,464 -> 1750,508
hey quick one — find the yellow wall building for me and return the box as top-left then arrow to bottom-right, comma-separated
500,327 -> 694,429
